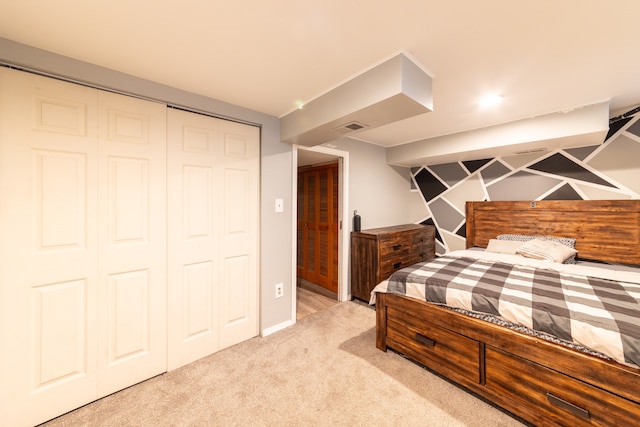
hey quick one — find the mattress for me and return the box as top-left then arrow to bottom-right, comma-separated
371,249 -> 640,368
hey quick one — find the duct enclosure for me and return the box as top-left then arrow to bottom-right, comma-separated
280,53 -> 433,147
386,101 -> 610,167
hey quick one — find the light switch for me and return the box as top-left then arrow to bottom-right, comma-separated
275,198 -> 284,213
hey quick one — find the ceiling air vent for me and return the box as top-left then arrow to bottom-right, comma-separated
333,121 -> 369,135
513,148 -> 547,155
344,122 -> 366,131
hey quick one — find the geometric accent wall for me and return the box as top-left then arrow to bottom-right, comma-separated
413,109 -> 640,255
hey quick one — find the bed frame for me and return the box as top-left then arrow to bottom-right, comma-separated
375,200 -> 640,426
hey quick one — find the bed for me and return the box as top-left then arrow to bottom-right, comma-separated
372,200 -> 640,427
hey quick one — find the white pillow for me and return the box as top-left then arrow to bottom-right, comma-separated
516,238 -> 577,263
485,239 -> 523,255
497,234 -> 577,264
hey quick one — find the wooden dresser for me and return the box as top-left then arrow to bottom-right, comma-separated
350,224 -> 435,301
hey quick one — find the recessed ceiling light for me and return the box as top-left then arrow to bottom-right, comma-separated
479,94 -> 503,108
295,100 -> 305,110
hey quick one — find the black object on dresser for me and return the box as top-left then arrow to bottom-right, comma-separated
350,224 -> 435,302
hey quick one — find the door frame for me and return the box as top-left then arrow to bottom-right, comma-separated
291,145 -> 350,320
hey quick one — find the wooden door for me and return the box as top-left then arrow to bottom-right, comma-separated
0,67 -> 100,427
297,163 -> 338,293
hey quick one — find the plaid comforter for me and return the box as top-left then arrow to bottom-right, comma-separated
371,251 -> 640,368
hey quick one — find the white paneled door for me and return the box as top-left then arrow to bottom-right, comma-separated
96,91 -> 167,396
0,68 -> 168,426
217,119 -> 260,349
0,68 -> 100,426
167,109 -> 259,370
167,108 -> 221,369
0,67 -> 259,426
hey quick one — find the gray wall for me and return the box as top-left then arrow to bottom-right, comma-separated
0,38 -> 423,333
331,137 -> 424,230
0,37 -> 292,333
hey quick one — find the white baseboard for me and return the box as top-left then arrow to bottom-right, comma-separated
261,319 -> 296,337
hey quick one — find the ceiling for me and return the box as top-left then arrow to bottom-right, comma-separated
2,1 -> 640,148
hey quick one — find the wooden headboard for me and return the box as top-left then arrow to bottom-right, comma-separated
465,200 -> 640,265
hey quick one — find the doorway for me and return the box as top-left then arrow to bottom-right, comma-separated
297,161 -> 339,294
293,146 -> 349,319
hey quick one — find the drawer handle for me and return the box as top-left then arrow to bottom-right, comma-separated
546,393 -> 590,420
415,333 -> 435,348
393,244 -> 402,251
393,262 -> 402,269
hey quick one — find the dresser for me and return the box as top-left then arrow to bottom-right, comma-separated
350,224 -> 435,301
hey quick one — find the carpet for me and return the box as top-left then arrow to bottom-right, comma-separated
41,301 -> 526,426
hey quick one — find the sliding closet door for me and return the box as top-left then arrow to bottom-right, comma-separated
0,67 -> 259,424
167,109 -> 221,369
96,91 -> 167,396
167,109 -> 259,370
0,67 -> 100,426
0,68 -> 168,426
218,119 -> 260,349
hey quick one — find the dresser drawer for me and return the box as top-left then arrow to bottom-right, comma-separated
409,228 -> 433,246
379,230 -> 431,253
414,240 -> 434,258
485,347 -> 640,426
378,234 -> 410,256
386,304 -> 481,386
379,252 -> 416,278
378,231 -> 433,278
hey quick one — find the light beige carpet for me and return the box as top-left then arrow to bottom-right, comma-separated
41,301 -> 526,427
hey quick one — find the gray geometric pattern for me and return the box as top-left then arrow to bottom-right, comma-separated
480,160 -> 511,185
528,153 -> 616,188
565,145 -> 599,161
444,174 -> 485,213
428,198 -> 464,233
412,113 -> 640,254
605,117 -> 633,141
544,183 -> 583,200
626,116 -> 640,137
501,151 -> 548,169
487,170 -> 562,201
429,162 -> 469,187
587,134 -> 640,194
414,168 -> 447,201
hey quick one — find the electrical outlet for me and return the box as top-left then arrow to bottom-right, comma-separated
275,283 -> 284,299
